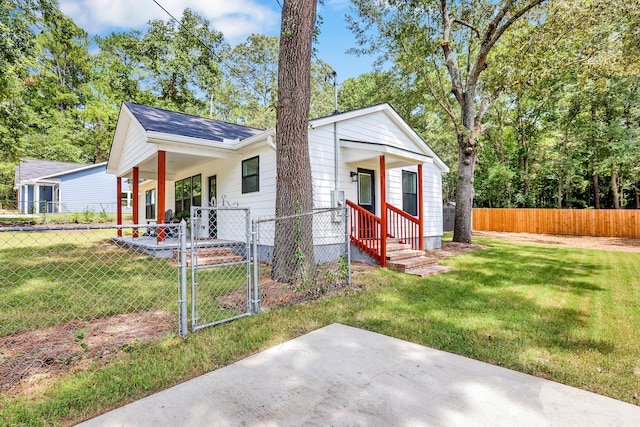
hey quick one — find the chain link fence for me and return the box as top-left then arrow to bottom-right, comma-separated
0,223 -> 183,389
253,208 -> 351,309
0,207 -> 352,390
0,200 -> 130,226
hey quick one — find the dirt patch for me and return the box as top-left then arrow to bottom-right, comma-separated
425,241 -> 487,259
221,262 -> 350,310
473,231 -> 640,252
0,310 -> 174,393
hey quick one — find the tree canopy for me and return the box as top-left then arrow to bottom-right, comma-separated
1,0 -> 637,215
345,0 -> 640,242
0,1 -> 334,199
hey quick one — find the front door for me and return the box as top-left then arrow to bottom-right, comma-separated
208,175 -> 217,238
357,168 -> 376,239
357,168 -> 375,214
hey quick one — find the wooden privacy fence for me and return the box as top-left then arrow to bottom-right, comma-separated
472,208 -> 640,238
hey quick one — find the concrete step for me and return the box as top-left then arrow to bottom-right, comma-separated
185,255 -> 244,266
172,247 -> 236,260
385,242 -> 413,252
386,238 -> 404,244
197,255 -> 244,266
404,265 -> 454,277
387,256 -> 439,272
386,249 -> 427,261
196,247 -> 237,257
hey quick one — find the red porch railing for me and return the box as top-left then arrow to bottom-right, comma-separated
346,200 -> 383,264
347,200 -> 424,265
386,204 -> 422,251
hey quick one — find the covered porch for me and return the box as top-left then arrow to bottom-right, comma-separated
341,141 -> 432,267
17,179 -> 61,214
114,148 -> 226,242
108,101 -> 266,243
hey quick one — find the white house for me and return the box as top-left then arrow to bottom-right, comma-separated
14,159 -> 132,214
107,102 -> 449,266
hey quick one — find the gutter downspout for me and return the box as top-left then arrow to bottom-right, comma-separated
328,70 -> 339,191
334,121 -> 339,191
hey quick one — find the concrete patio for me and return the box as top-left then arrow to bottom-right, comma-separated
79,323 -> 640,426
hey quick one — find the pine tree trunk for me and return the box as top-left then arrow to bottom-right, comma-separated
593,172 -> 600,209
611,172 -> 620,209
272,0 -> 317,283
453,130 -> 476,244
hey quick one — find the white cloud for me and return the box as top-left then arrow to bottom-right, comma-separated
59,0 -> 280,42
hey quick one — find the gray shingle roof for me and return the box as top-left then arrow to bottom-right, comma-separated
124,102 -> 263,142
14,159 -> 88,184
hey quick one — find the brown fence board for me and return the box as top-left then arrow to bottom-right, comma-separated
472,208 -> 640,238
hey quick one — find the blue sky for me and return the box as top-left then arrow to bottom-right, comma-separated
58,0 -> 376,81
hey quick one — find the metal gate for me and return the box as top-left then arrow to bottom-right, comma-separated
189,206 -> 254,332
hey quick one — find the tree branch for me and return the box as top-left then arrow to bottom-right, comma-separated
440,0 -> 464,105
452,16 -> 481,39
420,68 -> 461,135
470,0 -> 547,87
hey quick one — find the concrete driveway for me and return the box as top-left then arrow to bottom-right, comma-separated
79,323 -> 640,426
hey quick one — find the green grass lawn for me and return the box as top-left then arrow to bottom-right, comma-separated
1,234 -> 639,425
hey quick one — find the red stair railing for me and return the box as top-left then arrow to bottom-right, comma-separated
346,200 -> 383,264
386,204 -> 421,250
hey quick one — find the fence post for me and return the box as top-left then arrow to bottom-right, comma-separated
345,206 -> 351,287
179,219 -> 188,337
245,208 -> 252,316
251,219 -> 260,314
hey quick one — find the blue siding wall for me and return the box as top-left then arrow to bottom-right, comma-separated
60,165 -> 131,213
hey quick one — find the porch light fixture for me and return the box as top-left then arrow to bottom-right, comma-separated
350,171 -> 358,182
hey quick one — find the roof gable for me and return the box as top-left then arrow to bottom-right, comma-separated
310,103 -> 450,173
15,159 -> 87,183
124,102 -> 263,142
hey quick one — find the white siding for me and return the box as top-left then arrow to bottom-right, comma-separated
118,122 -> 157,176
332,110 -> 425,152
387,168 -> 403,207
422,162 -> 443,236
138,181 -> 156,223
309,123 -> 342,208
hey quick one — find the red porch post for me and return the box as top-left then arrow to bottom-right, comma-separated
418,164 -> 424,250
116,177 -> 123,237
380,155 -> 387,267
132,167 -> 139,238
157,150 -> 166,242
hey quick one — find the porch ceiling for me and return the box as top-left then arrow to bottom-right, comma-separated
340,139 -> 433,169
122,152 -> 213,181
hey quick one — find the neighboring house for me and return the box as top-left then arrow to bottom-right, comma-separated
14,159 -> 132,214
107,102 -> 449,265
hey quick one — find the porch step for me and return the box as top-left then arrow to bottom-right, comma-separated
194,255 -> 244,266
404,265 -> 454,277
385,242 -> 413,252
386,249 -> 427,261
195,247 -> 238,258
386,238 -> 404,244
387,256 -> 439,272
172,247 -> 244,266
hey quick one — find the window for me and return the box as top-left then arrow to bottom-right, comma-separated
120,191 -> 132,208
174,174 -> 202,215
145,189 -> 156,220
242,156 -> 259,193
402,170 -> 418,216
